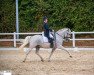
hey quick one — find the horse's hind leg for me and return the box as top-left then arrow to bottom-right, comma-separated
36,45 -> 44,62
19,42 -> 28,52
23,53 -> 28,62
23,45 -> 33,62
23,49 -> 31,62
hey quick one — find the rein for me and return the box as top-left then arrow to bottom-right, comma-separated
56,32 -> 64,39
56,32 -> 69,40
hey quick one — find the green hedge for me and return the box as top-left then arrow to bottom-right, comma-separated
0,0 -> 94,32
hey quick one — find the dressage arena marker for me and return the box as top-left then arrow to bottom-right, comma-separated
0,70 -> 12,75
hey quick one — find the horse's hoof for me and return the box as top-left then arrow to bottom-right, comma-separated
70,56 -> 72,58
41,60 -> 44,62
48,60 -> 51,62
21,61 -> 25,63
22,60 -> 25,62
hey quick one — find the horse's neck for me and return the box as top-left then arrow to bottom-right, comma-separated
55,29 -> 67,44
56,29 -> 66,38
55,33 -> 64,44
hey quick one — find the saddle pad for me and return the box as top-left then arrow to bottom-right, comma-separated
42,32 -> 48,42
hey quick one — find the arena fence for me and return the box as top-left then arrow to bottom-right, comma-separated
0,31 -> 94,50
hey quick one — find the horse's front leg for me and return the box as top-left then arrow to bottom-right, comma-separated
48,47 -> 56,62
58,45 -> 72,58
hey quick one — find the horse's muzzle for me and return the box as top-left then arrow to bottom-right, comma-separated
65,37 -> 70,42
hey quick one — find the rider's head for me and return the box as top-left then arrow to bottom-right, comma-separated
43,16 -> 48,23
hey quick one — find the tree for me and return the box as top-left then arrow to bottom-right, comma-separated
0,0 -> 94,32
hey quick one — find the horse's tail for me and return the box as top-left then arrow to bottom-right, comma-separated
19,36 -> 32,52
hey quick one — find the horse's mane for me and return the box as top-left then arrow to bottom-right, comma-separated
57,28 -> 69,33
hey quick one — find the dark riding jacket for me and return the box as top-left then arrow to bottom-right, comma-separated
43,23 -> 52,38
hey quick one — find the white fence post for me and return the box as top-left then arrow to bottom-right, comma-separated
14,32 -> 16,47
72,31 -> 75,47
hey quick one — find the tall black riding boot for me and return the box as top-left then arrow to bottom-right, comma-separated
49,38 -> 54,48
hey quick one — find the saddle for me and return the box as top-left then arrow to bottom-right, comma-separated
42,32 -> 54,48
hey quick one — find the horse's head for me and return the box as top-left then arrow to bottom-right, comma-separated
64,28 -> 71,41
56,28 -> 71,42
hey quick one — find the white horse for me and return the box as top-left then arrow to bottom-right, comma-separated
19,28 -> 72,62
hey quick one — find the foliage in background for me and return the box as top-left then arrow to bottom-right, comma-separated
0,0 -> 94,33
0,0 -> 16,33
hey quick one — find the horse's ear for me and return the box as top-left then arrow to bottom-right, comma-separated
67,28 -> 71,32
67,28 -> 69,31
68,28 -> 71,31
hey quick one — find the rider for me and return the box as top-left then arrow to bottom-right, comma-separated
43,16 -> 53,46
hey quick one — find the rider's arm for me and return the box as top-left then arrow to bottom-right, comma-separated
44,23 -> 52,31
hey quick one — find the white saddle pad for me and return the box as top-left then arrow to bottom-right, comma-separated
42,32 -> 53,43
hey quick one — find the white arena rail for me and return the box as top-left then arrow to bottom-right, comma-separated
72,31 -> 94,47
0,31 -> 94,51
